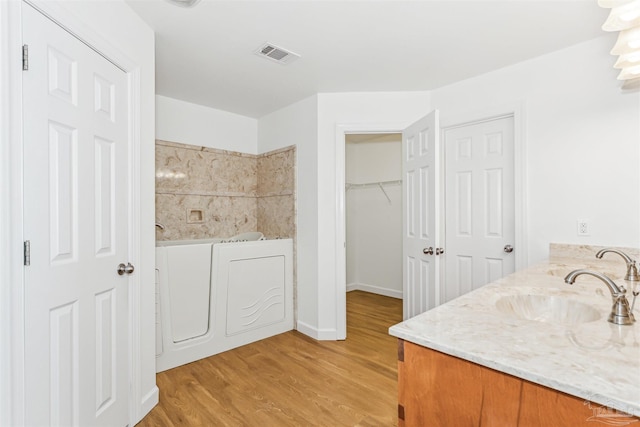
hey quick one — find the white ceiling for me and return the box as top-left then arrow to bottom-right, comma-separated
126,0 -> 609,118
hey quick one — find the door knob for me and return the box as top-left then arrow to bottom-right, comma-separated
436,247 -> 444,255
504,245 -> 514,253
117,262 -> 135,275
423,247 -> 434,255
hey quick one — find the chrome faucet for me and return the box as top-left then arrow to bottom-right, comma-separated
155,222 -> 166,230
564,269 -> 635,325
595,248 -> 639,281
595,247 -> 639,317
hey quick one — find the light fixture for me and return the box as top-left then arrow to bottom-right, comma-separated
613,50 -> 640,68
610,26 -> 640,54
164,0 -> 201,8
599,0 -> 640,89
602,0 -> 640,30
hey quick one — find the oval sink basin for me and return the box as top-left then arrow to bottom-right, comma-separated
495,294 -> 600,325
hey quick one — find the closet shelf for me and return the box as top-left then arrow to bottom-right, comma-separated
345,179 -> 402,190
345,180 -> 402,204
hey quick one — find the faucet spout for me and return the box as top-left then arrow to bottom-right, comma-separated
564,269 -> 635,325
595,248 -> 639,282
155,222 -> 166,230
564,269 -> 624,296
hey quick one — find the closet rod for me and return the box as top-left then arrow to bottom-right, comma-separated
345,179 -> 402,189
345,179 -> 401,205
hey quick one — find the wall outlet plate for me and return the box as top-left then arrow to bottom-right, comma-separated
577,219 -> 590,236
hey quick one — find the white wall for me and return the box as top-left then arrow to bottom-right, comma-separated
155,34 -> 639,349
431,34 -> 640,264
286,35 -> 640,341
258,91 -> 433,339
0,0 -> 157,424
156,95 -> 258,153
257,95 -> 319,337
258,91 -> 432,338
346,137 -> 402,298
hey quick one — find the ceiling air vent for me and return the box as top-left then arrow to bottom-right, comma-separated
254,43 -> 300,65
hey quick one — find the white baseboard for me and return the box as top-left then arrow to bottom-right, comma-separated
296,320 -> 337,341
346,282 -> 403,299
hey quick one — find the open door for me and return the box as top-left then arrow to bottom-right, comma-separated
402,110 -> 440,319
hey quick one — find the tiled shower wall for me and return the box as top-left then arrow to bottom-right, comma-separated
257,146 -> 296,239
155,140 -> 295,241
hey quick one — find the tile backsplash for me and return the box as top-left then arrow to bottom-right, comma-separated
155,140 -> 295,241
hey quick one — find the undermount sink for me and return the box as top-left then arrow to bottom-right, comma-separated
495,294 -> 601,325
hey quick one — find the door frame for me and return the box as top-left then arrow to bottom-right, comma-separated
0,1 -> 145,425
334,104 -> 526,338
335,122 -> 411,340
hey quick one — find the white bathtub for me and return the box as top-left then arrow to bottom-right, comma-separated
155,238 -> 293,372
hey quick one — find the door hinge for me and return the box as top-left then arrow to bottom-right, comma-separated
22,44 -> 28,71
23,240 -> 30,266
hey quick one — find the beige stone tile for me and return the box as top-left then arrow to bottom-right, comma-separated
156,142 -> 257,196
257,147 -> 295,196
257,195 -> 295,239
155,194 -> 257,241
156,141 -> 295,243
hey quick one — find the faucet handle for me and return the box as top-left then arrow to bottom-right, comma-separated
595,248 -> 639,282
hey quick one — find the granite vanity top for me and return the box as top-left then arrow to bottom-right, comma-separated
389,244 -> 640,417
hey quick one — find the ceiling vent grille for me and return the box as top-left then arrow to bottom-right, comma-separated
254,43 -> 300,65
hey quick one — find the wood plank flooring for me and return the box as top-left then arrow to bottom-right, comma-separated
137,291 -> 403,427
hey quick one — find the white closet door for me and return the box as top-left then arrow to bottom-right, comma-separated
443,116 -> 515,302
402,110 -> 440,319
22,4 -> 131,426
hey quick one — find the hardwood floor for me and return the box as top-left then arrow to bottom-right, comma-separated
137,291 -> 403,427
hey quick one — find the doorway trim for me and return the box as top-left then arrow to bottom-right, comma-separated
335,122 -> 410,340
0,1 -> 149,425
0,2 -> 24,425
334,104 -> 527,339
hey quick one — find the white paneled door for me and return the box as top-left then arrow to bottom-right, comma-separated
402,110 -> 440,320
22,4 -> 131,426
443,117 -> 515,302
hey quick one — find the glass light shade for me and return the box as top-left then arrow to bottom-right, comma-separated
598,0 -> 634,8
621,76 -> 640,89
163,0 -> 201,7
611,27 -> 640,54
617,63 -> 640,79
614,50 -> 640,68
602,0 -> 640,31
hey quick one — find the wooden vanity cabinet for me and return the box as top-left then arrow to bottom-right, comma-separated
397,339 -> 639,427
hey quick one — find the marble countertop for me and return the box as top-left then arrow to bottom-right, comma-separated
389,244 -> 640,417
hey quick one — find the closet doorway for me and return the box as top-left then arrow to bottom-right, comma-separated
345,134 -> 403,300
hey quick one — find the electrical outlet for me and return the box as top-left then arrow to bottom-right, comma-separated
577,219 -> 590,236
